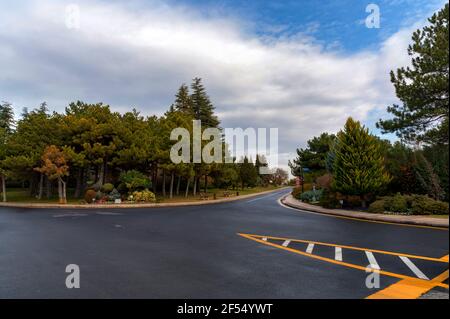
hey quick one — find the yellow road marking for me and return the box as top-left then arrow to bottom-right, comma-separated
241,233 -> 448,263
238,233 -> 449,289
277,197 -> 449,231
366,270 -> 449,299
441,255 -> 449,262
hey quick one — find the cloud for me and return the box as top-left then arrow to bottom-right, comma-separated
0,0 -> 428,172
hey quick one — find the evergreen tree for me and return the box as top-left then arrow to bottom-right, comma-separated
238,156 -> 258,188
174,84 -> 193,115
0,101 -> 15,134
333,117 -> 391,207
377,4 -> 449,144
190,77 -> 219,128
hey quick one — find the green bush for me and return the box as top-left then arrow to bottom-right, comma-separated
131,189 -> 156,202
368,200 -> 386,213
319,188 -> 340,208
300,189 -> 323,203
101,183 -> 115,193
369,194 -> 449,215
84,189 -> 97,204
390,193 -> 408,213
119,170 -> 151,192
108,188 -> 121,201
411,195 -> 449,215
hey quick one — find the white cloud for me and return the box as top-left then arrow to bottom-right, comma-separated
0,0 -> 425,172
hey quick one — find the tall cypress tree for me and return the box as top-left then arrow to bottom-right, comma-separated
333,117 -> 391,207
0,101 -> 15,134
190,77 -> 219,128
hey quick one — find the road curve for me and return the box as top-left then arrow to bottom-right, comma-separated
0,189 -> 448,298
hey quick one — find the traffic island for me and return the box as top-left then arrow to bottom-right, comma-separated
281,194 -> 449,229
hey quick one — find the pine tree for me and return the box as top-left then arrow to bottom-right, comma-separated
333,117 -> 391,207
377,4 -> 449,144
0,101 -> 15,134
190,77 -> 219,128
174,84 -> 193,115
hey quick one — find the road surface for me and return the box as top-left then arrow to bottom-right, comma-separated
0,189 -> 448,298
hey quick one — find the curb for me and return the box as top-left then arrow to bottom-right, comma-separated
0,187 -> 290,210
280,194 -> 449,229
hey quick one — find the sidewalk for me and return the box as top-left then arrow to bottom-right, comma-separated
0,187 -> 289,210
281,194 -> 449,228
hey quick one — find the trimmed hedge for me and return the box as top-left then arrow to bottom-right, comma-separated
368,194 -> 449,215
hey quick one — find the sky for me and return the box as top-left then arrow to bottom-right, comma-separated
0,0 -> 447,172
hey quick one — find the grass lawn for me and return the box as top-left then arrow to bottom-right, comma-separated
1,186 -> 286,205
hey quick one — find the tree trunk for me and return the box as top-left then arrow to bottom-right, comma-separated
162,169 -> 166,197
38,173 -> 44,200
169,171 -> 174,199
176,175 -> 181,196
58,178 -> 67,204
193,176 -> 197,196
46,177 -> 52,199
1,175 -> 6,202
57,178 -> 63,203
204,175 -> 208,193
74,168 -> 83,198
185,177 -> 190,198
360,195 -> 366,209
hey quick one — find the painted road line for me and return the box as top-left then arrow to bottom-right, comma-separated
246,191 -> 288,203
238,233 -> 449,288
53,213 -> 88,218
366,269 -> 448,299
306,243 -> 314,254
262,237 -> 267,241
335,247 -> 342,261
365,251 -> 380,270
244,232 -> 448,263
399,256 -> 429,280
282,240 -> 291,247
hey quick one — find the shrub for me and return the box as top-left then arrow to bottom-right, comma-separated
316,174 -> 332,190
368,200 -> 386,213
119,170 -> 151,192
101,183 -> 115,193
370,194 -> 449,215
291,187 -> 302,199
300,189 -> 323,203
84,189 -> 97,204
319,188 -> 340,208
411,195 -> 449,215
107,188 -> 121,202
390,193 -> 408,213
132,189 -> 156,202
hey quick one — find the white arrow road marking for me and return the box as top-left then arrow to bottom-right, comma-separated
335,247 -> 343,261
365,251 -> 380,270
306,243 -> 314,254
399,256 -> 429,280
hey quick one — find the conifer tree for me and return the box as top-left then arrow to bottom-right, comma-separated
190,77 -> 219,128
333,117 -> 391,207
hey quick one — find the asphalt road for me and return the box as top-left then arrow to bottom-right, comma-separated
0,189 -> 448,298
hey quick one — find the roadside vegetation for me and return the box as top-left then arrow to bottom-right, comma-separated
289,5 -> 449,216
0,78 -> 287,205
